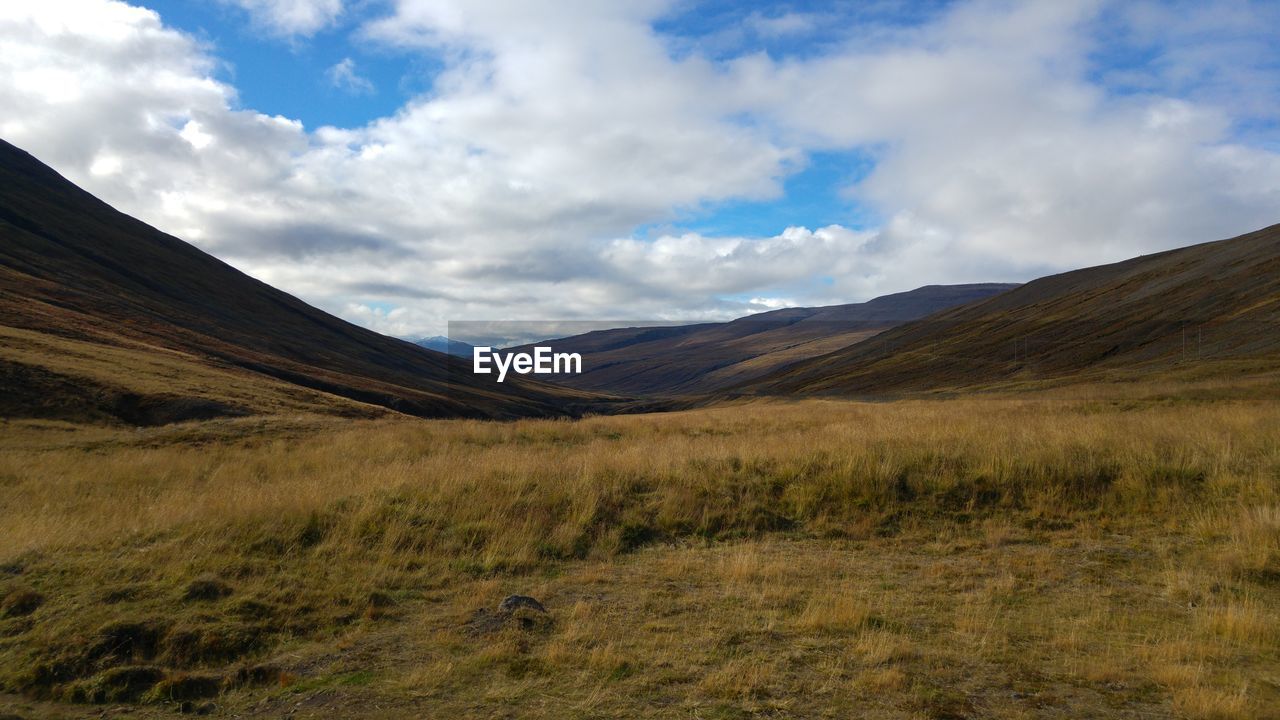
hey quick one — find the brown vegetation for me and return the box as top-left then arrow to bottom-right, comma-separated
506,283 -> 1015,396
2,377 -> 1278,718
743,222 -> 1280,395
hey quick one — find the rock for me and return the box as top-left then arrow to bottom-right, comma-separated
498,595 -> 547,614
465,595 -> 551,635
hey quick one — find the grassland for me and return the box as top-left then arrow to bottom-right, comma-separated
2,378 -> 1279,718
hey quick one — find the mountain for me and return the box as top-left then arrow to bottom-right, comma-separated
415,335 -> 476,358
0,139 -> 617,424
741,223 -> 1280,395
507,284 -> 1017,396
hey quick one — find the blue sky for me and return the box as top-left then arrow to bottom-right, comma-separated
2,0 -> 1279,337
141,1 -> 422,128
140,1 -> 901,240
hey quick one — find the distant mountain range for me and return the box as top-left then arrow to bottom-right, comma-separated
0,140 -> 621,424
507,284 -> 1017,395
414,335 -> 476,358
738,223 -> 1280,395
2,138 -> 1276,423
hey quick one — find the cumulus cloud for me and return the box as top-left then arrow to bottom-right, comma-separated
1,0 -> 1278,338
326,57 -> 373,94
602,226 -> 872,299
727,0 -> 1280,269
221,0 -> 342,37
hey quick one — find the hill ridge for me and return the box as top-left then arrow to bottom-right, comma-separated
503,283 -> 1018,396
0,139 -> 617,422
738,222 -> 1280,395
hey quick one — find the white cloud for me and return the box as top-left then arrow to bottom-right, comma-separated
222,0 -> 342,36
748,297 -> 798,310
726,0 -> 1280,269
179,119 -> 214,149
1,0 -> 1278,338
744,11 -> 821,38
602,226 -> 872,299
325,57 -> 374,94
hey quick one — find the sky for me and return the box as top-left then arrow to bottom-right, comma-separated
2,0 -> 1279,338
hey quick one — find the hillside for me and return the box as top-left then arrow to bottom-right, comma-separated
415,335 -> 476,358
742,223 -> 1280,395
0,140 -> 614,423
506,284 -> 1015,396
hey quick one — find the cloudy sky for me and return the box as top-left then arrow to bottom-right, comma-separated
2,0 -> 1279,337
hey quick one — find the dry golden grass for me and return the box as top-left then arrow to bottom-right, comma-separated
857,666 -> 909,693
1172,684 -> 1251,720
0,324 -> 378,420
795,591 -> 875,633
1,380 -> 1279,718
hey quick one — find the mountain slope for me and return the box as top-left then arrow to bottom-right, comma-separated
507,284 -> 1016,396
0,139 -> 612,422
742,223 -> 1280,395
415,335 -> 476,358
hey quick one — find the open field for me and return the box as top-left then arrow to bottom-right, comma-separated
2,378 -> 1279,718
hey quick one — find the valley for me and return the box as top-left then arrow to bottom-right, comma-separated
2,139 -> 1278,719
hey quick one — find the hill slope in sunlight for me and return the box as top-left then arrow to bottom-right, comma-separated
0,139 -> 615,423
742,223 -> 1280,395
507,284 -> 1016,396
